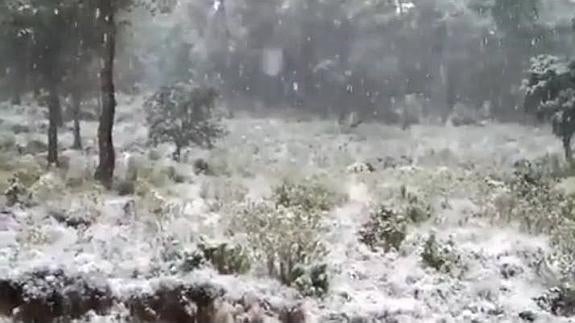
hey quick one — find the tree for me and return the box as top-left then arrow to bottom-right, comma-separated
542,89 -> 575,160
94,0 -> 118,188
144,82 -> 226,161
4,2 -> 70,166
524,55 -> 575,160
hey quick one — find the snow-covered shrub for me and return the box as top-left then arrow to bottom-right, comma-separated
346,161 -> 375,174
359,205 -> 407,252
291,263 -> 329,297
272,177 -> 344,212
399,186 -> 433,223
421,233 -> 463,275
16,224 -> 50,246
535,286 -> 575,317
231,200 -> 327,289
13,155 -> 44,187
504,167 -> 565,233
3,176 -> 28,206
28,172 -> 66,203
144,82 -> 227,161
193,158 -> 211,175
197,239 -> 251,275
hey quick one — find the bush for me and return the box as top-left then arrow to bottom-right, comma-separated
28,172 -> 66,203
535,286 -> 575,317
399,186 -> 433,223
4,176 -> 29,206
231,200 -> 327,288
291,263 -> 329,297
144,82 -> 227,161
197,239 -> 251,275
272,177 -> 343,212
421,233 -> 464,275
358,205 -> 407,252
151,235 -> 250,276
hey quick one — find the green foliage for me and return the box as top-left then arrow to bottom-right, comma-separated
399,186 -> 434,223
291,263 -> 329,297
197,240 -> 251,275
272,178 -> 343,212
3,176 -> 27,206
231,197 -> 327,291
504,165 -> 565,233
144,82 -> 227,161
421,233 -> 462,274
358,205 -> 407,252
544,89 -> 575,141
524,55 -> 575,158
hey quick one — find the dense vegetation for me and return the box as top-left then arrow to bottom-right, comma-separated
0,0 -> 575,322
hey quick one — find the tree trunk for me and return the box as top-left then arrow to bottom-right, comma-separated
172,144 -> 182,162
94,0 -> 117,189
47,83 -> 60,166
71,90 -> 82,150
564,136 -> 573,162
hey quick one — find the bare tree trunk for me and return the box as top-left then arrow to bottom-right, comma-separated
71,90 -> 82,150
172,144 -> 182,162
564,136 -> 573,162
95,0 -> 117,189
47,82 -> 60,166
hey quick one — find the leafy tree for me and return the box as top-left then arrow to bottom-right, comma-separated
524,55 -> 575,160
144,82 -> 227,161
541,89 -> 575,161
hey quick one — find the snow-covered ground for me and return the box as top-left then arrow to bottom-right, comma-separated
0,97 -> 572,322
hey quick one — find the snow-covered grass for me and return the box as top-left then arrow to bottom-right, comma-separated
0,97 -> 574,322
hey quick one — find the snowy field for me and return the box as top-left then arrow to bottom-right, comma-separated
0,97 -> 573,322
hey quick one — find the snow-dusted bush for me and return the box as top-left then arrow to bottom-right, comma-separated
399,186 -> 434,223
504,167 -> 564,233
144,82 -> 227,161
358,205 -> 407,252
4,176 -> 28,206
28,172 -> 66,203
231,200 -> 327,289
291,263 -> 329,297
535,286 -> 575,317
421,233 -> 464,275
197,239 -> 251,275
272,177 -> 344,212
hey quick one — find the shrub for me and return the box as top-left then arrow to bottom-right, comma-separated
399,186 -> 433,223
535,286 -> 575,317
504,165 -> 564,233
358,205 -> 407,252
231,200 -> 327,288
28,172 -> 66,203
421,233 -> 464,275
144,82 -> 227,161
272,177 -> 343,212
4,176 -> 28,206
291,263 -> 329,297
197,239 -> 251,275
